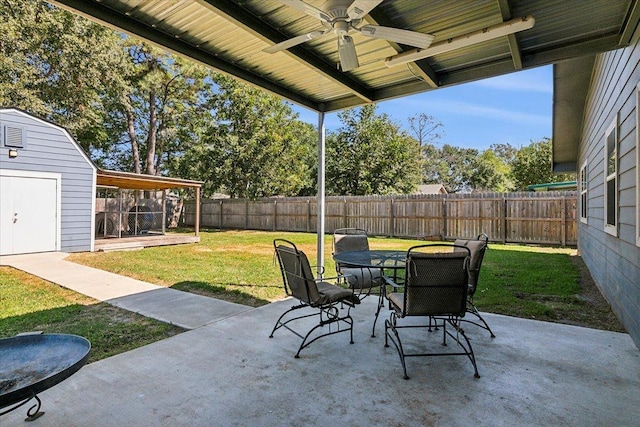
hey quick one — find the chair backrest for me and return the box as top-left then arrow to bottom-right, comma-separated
401,244 -> 470,317
273,239 -> 320,304
333,228 -> 370,257
454,233 -> 488,294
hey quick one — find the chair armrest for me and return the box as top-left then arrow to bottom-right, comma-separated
382,275 -> 402,289
320,274 -> 352,283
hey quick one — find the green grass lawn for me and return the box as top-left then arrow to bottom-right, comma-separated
0,267 -> 184,363
65,229 -> 622,331
2,229 -> 621,367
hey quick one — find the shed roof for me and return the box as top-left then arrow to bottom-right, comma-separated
50,0 -> 640,113
526,180 -> 577,191
96,169 -> 202,190
416,184 -> 448,195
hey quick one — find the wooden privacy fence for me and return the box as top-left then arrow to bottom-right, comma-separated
183,191 -> 577,246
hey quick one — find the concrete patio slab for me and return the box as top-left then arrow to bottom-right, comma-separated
0,252 -> 251,329
2,297 -> 639,426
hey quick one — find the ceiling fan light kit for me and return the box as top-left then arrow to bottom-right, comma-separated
265,1 -> 535,72
265,0 -> 434,71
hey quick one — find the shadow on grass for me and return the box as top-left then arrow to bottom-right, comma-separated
0,303 -> 184,363
171,281 -> 273,307
477,248 -> 625,332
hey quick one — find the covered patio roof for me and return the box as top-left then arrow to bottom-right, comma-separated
97,169 -> 203,191
96,169 -> 203,237
52,0 -> 640,267
51,0 -> 640,113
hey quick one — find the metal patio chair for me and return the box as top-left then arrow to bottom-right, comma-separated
454,233 -> 495,338
384,244 -> 480,379
271,239 -> 360,358
332,228 -> 383,296
333,228 -> 385,335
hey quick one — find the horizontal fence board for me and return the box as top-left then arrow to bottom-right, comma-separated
184,191 -> 577,246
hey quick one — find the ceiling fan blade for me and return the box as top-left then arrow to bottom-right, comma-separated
359,25 -> 434,49
347,0 -> 384,20
386,15 -> 536,67
278,0 -> 331,22
338,36 -> 359,71
264,30 -> 329,53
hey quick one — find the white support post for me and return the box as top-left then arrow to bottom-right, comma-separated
316,111 -> 326,278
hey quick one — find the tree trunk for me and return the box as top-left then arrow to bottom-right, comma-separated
126,103 -> 141,174
146,89 -> 157,176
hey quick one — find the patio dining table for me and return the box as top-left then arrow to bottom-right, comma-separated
332,249 -> 408,336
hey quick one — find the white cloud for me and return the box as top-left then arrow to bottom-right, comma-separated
473,69 -> 553,93
417,99 -> 551,125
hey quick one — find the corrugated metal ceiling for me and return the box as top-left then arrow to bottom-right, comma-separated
51,0 -> 640,112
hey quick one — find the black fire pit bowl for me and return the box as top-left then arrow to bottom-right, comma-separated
0,333 -> 91,421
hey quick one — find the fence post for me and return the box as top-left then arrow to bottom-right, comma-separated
502,197 -> 507,243
307,199 -> 311,232
389,198 -> 395,238
561,196 -> 566,247
442,198 -> 447,240
343,198 -> 348,229
244,199 -> 249,230
273,200 -> 277,231
219,200 -> 223,229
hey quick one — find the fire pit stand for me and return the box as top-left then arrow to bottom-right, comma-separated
0,333 -> 91,422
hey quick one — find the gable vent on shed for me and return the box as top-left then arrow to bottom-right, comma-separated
3,126 -> 25,148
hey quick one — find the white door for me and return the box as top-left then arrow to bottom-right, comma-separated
0,174 -> 59,255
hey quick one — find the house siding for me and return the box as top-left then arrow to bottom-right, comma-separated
579,35 -> 640,347
0,109 -> 96,253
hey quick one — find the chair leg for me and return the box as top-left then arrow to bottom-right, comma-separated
371,285 -> 384,337
269,302 -> 307,338
386,314 -> 480,380
295,308 -> 354,357
384,312 -> 410,379
446,319 -> 480,378
465,300 -> 496,338
271,303 -> 354,358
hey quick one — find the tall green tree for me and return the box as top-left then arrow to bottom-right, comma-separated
326,105 -> 422,195
422,144 -> 479,193
178,75 -> 316,198
472,149 -> 514,192
0,0 -> 128,151
101,43 -> 214,174
511,138 -> 574,190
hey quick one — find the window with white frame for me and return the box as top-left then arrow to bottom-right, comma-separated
580,162 -> 588,223
605,117 -> 617,236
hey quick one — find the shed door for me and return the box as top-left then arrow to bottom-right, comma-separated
0,175 -> 58,255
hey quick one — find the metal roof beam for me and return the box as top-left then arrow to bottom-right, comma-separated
497,0 -> 523,70
619,0 -> 640,46
50,0 -> 322,110
198,0 -> 375,104
438,33 -> 622,88
322,80 -> 437,112
522,34 -> 622,66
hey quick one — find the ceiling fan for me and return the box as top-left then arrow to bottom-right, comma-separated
264,0 -> 435,71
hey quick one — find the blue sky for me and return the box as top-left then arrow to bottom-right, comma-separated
291,65 -> 553,152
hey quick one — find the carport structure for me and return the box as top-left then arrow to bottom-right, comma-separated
95,169 -> 202,251
49,0 -> 640,268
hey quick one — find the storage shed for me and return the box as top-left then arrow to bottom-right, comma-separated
0,108 -> 96,256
